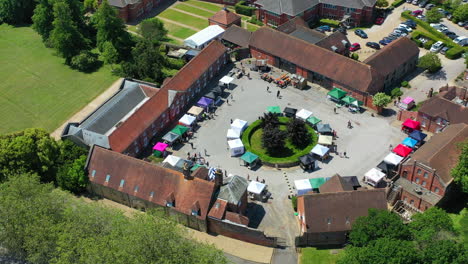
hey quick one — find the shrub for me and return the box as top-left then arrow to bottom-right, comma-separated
445,46 -> 464,59
351,53 -> 359,60
391,0 -> 405,7
291,196 -> 297,211
390,87 -> 404,98
412,38 -> 423,47
70,51 -> 99,72
418,52 -> 442,73
424,40 -> 435,50
319,18 -> 340,27
248,15 -> 263,26
167,57 -> 185,70
235,1 -> 256,16
401,81 -> 409,87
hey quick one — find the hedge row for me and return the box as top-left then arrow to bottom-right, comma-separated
446,46 -> 465,59
319,18 -> 340,27
235,1 -> 256,16
391,0 -> 405,8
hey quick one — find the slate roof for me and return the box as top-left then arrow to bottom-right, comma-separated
256,0 -> 376,16
315,31 -> 350,53
363,37 -> 419,77
289,26 -> 327,45
277,17 -> 308,34
418,87 -> 468,125
86,146 -> 216,220
299,189 -> 387,233
221,25 -> 252,48
218,175 -> 249,205
406,123 -> 468,185
107,0 -> 140,8
319,174 -> 354,193
209,8 -> 241,25
395,178 -> 442,205
249,27 -> 383,93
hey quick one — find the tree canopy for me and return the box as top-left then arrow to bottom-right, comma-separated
372,92 -> 392,108
451,140 -> 468,193
375,0 -> 389,8
409,207 -> 456,244
139,18 -> 168,44
0,0 -> 36,24
287,118 -> 311,147
426,8 -> 444,23
418,52 -> 442,73
453,3 -> 468,23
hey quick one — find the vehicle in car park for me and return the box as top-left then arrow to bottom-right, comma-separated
393,29 -> 407,36
444,31 -> 457,39
406,0 -> 412,2
412,0 -> 419,4
399,24 -> 413,32
454,36 -> 468,46
430,41 -> 445,53
379,39 -> 390,46
425,3 -> 435,9
404,20 -> 417,28
387,34 -> 399,40
417,15 -> 426,20
440,46 -> 449,55
411,10 -> 423,16
366,42 -> 380,49
396,27 -> 410,34
419,37 -> 429,44
419,0 -> 428,8
458,21 -> 467,27
349,43 -> 361,51
375,17 -> 385,25
355,29 -> 368,38
317,25 -> 331,32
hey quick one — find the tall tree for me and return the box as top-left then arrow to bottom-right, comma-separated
409,207 -> 455,244
262,125 -> 287,154
287,118 -> 311,147
421,240 -> 468,264
418,52 -> 442,73
56,155 -> 88,193
0,0 -> 37,24
102,41 -> 119,70
375,0 -> 389,8
139,18 -> 168,43
32,0 -> 55,41
453,3 -> 468,23
452,140 -> 468,193
426,8 -> 444,23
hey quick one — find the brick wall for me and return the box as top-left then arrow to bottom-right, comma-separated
397,110 -> 418,121
296,231 -> 347,246
250,47 -> 276,65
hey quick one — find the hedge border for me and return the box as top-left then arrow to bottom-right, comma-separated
319,18 -> 340,27
391,0 -> 405,8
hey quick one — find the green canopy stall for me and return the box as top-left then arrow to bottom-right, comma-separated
327,88 -> 347,101
306,116 -> 321,126
240,151 -> 259,169
171,125 -> 189,136
342,95 -> 356,105
266,106 -> 281,114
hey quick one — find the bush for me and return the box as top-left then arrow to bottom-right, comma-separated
70,51 -> 99,72
291,196 -> 297,211
391,0 -> 405,7
418,52 -> 442,73
401,81 -> 409,87
424,40 -> 435,50
390,87 -> 404,98
351,53 -> 359,60
445,46 -> 464,59
235,1 -> 256,16
248,15 -> 263,26
412,38 -> 423,47
319,18 -> 340,27
167,57 -> 185,70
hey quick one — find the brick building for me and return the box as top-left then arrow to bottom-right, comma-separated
209,8 -> 242,29
62,41 -> 228,156
391,123 -> 468,212
254,0 -> 376,27
108,0 -> 160,22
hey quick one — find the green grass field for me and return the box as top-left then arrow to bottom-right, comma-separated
301,248 -> 343,264
185,0 -> 222,12
0,24 -> 117,134
164,22 -> 197,39
247,23 -> 260,32
158,9 -> 208,30
175,3 -> 215,18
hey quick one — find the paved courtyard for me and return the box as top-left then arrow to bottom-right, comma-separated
168,62 -> 407,249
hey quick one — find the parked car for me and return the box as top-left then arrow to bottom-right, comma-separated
419,0 -> 428,8
396,27 -> 410,34
417,15 -> 426,20
440,46 -> 450,55
349,43 -> 361,51
387,34 -> 399,40
412,0 -> 419,4
375,17 -> 385,25
454,36 -> 468,45
458,21 -> 467,27
406,0 -> 412,2
366,42 -> 380,49
317,25 -> 331,31
430,41 -> 444,53
444,31 -> 457,38
355,29 -> 368,38
379,39 -> 390,46
404,20 -> 417,28
393,29 -> 407,36
419,37 -> 429,44
399,24 -> 413,32
447,13 -> 453,20
425,3 -> 435,9
411,10 -> 423,16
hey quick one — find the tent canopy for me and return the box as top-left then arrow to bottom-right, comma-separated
188,106 -> 204,116
197,97 -> 213,108
163,155 -> 181,167
219,75 -> 234,85
316,123 -> 332,134
171,125 -> 189,136
342,96 -> 356,104
318,135 -> 333,145
299,154 -> 316,165
267,106 -> 281,114
402,97 -> 414,105
295,179 -> 312,191
296,109 -> 313,120
377,161 -> 395,173
409,130 -> 427,141
179,114 -> 196,126
247,181 -> 266,194
352,100 -> 364,106
311,144 -> 329,157
153,142 -> 168,152
213,86 -> 223,94
227,128 -> 241,139
328,88 -> 347,100
365,168 -> 386,183
231,119 -> 248,132
162,131 -> 180,143
307,116 -> 321,125
184,25 -> 225,48
393,144 -> 412,157
402,137 -> 418,148
383,153 -> 404,165
402,119 -> 421,130
309,177 -> 329,189
228,139 -> 244,148
241,151 -> 259,163
204,91 -> 217,100
284,107 -> 297,116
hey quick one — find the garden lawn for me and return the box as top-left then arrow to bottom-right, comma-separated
158,9 -> 208,29
247,23 -> 260,32
164,22 -> 197,39
301,248 -> 342,264
185,0 -> 222,12
0,24 -> 117,134
175,3 -> 215,18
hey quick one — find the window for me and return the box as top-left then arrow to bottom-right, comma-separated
143,137 -> 148,146
135,145 -> 139,154
404,197 -> 407,202
166,201 -> 174,207
410,200 -> 414,205
415,178 -> 420,184
417,169 -> 422,174
119,179 -> 125,188
422,181 -> 426,187
150,191 -> 154,198
345,217 -> 350,225
423,172 -> 428,178
327,218 -> 331,225
91,170 -> 96,177
134,186 -> 139,193
434,187 -> 439,194
191,209 -> 200,216
105,175 -> 111,182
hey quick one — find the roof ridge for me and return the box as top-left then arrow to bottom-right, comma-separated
423,125 -> 468,163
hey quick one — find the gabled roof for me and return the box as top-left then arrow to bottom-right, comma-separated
222,25 -> 252,48
218,175 -> 248,205
315,31 -> 350,53
289,26 -> 327,45
319,174 -> 354,193
225,211 -> 250,226
208,198 -> 228,219
277,17 -> 308,34
363,37 -> 419,77
249,27 -> 383,93
107,0 -> 140,8
209,8 -> 241,25
406,123 -> 468,185
256,0 -> 376,16
86,146 -> 216,219
300,189 -> 387,233
418,87 -> 468,125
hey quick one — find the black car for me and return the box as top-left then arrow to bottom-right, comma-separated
366,42 -> 381,49
355,29 -> 368,38
440,46 -> 450,55
404,20 -> 417,28
446,33 -> 458,40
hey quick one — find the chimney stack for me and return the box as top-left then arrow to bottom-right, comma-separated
183,162 -> 193,180
214,169 -> 223,187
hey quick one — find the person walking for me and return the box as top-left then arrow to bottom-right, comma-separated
267,86 -> 270,92
204,149 -> 207,156
230,119 -> 233,124
190,142 -> 194,149
333,107 -> 336,114
343,151 -> 347,158
276,90 -> 280,98
347,120 -> 352,128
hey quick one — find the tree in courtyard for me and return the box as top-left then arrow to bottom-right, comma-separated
139,18 -> 168,44
426,8 -> 444,23
372,92 -> 392,113
102,41 -> 119,70
418,52 -> 442,73
451,140 -> 468,193
0,0 -> 37,24
453,3 -> 468,23
260,112 -> 280,128
375,0 -> 389,8
349,209 -> 410,247
262,126 -> 287,154
84,0 -> 98,11
409,207 -> 456,244
56,155 -> 88,193
287,118 -> 311,147
421,240 -> 468,264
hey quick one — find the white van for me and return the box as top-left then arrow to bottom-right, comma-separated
430,41 -> 444,53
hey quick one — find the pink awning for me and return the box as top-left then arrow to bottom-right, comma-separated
153,142 -> 169,152
393,144 -> 412,157
402,119 -> 420,130
402,97 -> 414,105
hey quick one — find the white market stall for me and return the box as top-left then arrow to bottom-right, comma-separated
231,119 -> 248,132
226,128 -> 241,140
228,139 -> 245,156
219,75 -> 234,89
295,179 -> 313,196
311,144 -> 330,159
184,25 -> 225,49
178,114 -> 196,127
163,155 -> 181,167
383,153 -> 404,166
364,168 -> 386,187
318,135 -> 333,146
296,109 -> 313,120
247,181 -> 267,200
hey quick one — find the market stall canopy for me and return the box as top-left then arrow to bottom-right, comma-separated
328,88 -> 347,100
204,91 -> 217,100
377,161 -> 395,173
393,144 -> 412,157
197,97 -> 213,108
402,96 -> 414,105
311,144 -> 329,157
188,106 -> 204,116
296,109 -> 313,120
409,130 -> 427,141
228,139 -> 244,156
352,100 -> 364,106
231,119 -> 248,132
219,75 -> 234,85
266,106 -> 281,114
342,96 -> 356,104
310,177 -> 329,189
162,131 -> 180,143
283,107 -> 297,116
241,151 -> 259,164
152,142 -> 168,152
383,153 -> 404,165
213,86 -> 223,94
226,128 -> 241,139
247,181 -> 266,195
163,155 -> 181,167
402,119 -> 421,130
179,114 -> 196,126
299,154 -> 316,165
318,135 -> 333,145
190,164 -> 207,171
171,125 -> 189,136
365,168 -> 386,183
295,179 -> 313,196
402,137 -> 418,148
316,123 -> 332,134
184,25 -> 225,49
307,116 -> 321,126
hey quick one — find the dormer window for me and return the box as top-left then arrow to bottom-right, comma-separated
105,175 -> 111,183
119,179 -> 125,188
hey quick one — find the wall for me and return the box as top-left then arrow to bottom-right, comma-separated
296,231 -> 347,247
397,110 -> 418,122
250,47 -> 276,66
207,217 -> 277,247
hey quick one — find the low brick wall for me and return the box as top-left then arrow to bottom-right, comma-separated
397,110 -> 418,121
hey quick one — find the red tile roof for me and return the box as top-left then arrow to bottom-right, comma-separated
319,174 -> 354,193
225,211 -> 250,226
86,146 -> 216,219
208,198 -> 227,220
419,87 -> 468,125
209,8 -> 241,26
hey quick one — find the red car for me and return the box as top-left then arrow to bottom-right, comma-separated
349,43 -> 361,51
411,10 -> 423,16
375,17 -> 385,25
